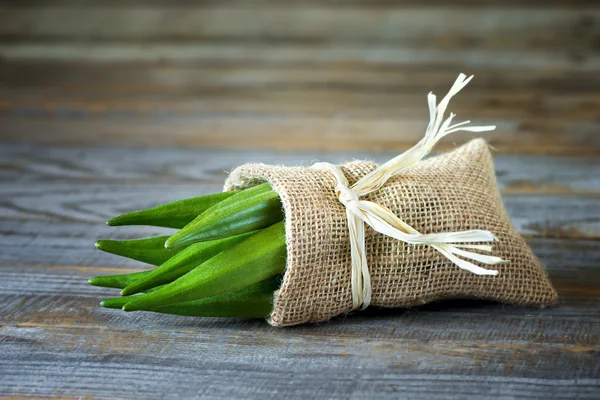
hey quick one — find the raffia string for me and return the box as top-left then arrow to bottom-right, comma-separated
312,73 -> 508,311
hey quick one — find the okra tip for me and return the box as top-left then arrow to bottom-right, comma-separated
88,276 -> 109,287
106,214 -> 136,227
120,284 -> 135,297
163,238 -> 173,249
94,239 -> 116,251
106,217 -> 117,226
106,215 -> 127,226
100,297 -> 128,309
119,285 -> 138,296
121,297 -> 152,312
94,240 -> 110,251
121,303 -> 137,312
163,231 -> 194,249
163,236 -> 179,250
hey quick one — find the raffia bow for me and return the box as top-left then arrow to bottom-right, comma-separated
312,73 -> 508,311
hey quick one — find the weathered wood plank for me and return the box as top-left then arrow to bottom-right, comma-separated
4,0 -> 599,8
2,115 -> 599,155
1,4 -> 598,70
1,287 -> 598,399
0,6 -> 595,41
1,355 -> 596,400
2,41 -> 598,70
3,62 -> 599,92
2,292 -> 599,363
1,61 -> 598,153
2,145 -> 599,190
0,6 -> 596,57
1,99 -> 597,131
2,64 -> 598,119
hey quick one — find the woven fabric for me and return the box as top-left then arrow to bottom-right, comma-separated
225,139 -> 557,327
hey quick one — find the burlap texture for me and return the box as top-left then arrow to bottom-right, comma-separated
225,139 -> 557,327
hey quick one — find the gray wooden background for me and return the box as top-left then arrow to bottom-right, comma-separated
1,1 -> 599,399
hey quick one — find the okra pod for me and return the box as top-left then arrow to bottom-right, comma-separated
107,191 -> 238,229
165,183 -> 283,249
103,278 -> 278,318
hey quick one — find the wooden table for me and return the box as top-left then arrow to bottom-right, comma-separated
1,2 -> 599,399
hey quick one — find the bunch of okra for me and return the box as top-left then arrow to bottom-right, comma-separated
89,184 -> 286,318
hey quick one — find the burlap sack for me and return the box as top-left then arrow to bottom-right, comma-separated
225,139 -> 558,327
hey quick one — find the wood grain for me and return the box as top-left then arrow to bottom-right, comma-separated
0,1 -> 598,154
0,63 -> 598,155
1,4 -> 595,42
0,4 -> 597,69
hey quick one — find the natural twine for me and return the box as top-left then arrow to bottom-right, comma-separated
312,73 -> 507,311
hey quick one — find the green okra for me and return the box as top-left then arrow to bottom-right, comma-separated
123,221 -> 286,312
101,296 -> 139,309
107,191 -> 238,229
165,183 -> 283,249
100,286 -> 165,308
88,270 -> 151,289
102,277 -> 278,318
95,235 -> 178,266
120,231 -> 256,296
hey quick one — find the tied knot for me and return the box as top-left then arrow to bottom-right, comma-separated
311,73 -> 506,311
335,183 -> 359,207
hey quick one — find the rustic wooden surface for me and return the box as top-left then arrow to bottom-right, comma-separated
1,1 -> 599,399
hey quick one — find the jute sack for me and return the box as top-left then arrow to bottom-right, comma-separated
225,138 -> 558,327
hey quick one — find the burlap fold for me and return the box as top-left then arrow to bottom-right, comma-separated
225,139 -> 557,327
